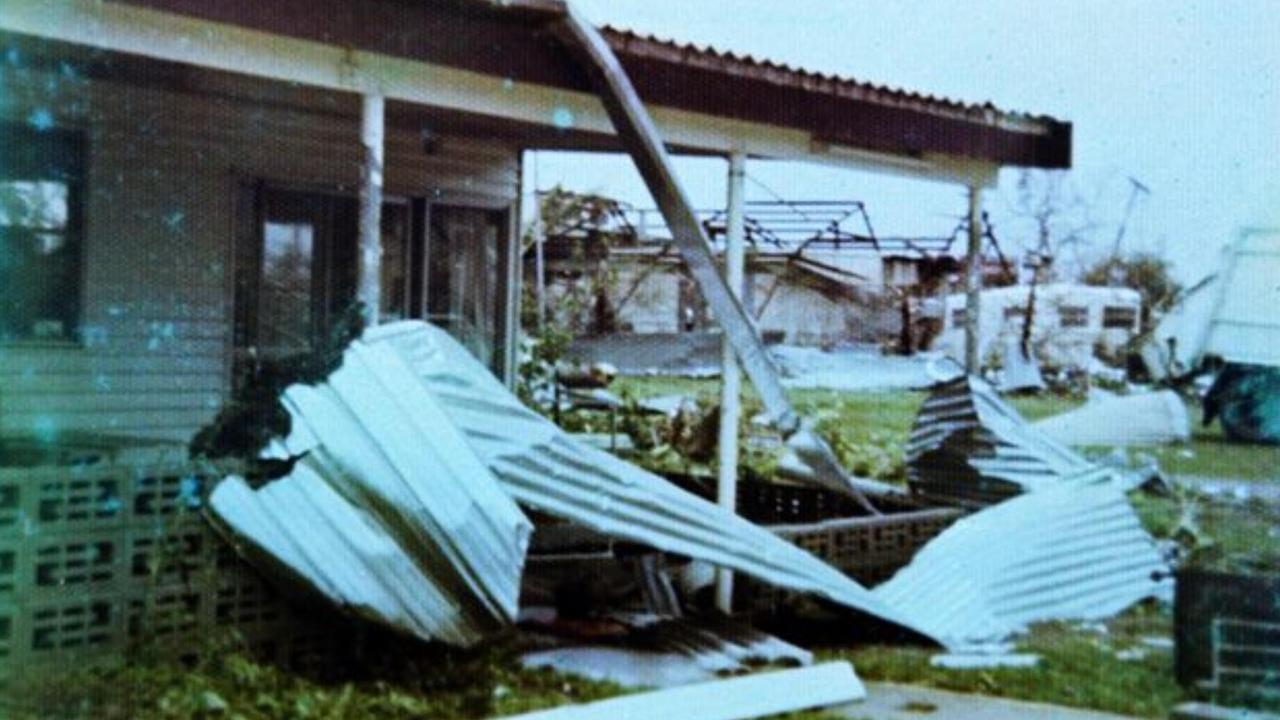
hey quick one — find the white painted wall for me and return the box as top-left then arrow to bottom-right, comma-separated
0,66 -> 520,441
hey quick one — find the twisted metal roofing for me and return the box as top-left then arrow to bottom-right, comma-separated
906,375 -> 1110,508
364,321 -> 936,643
210,339 -> 532,646
874,481 -> 1172,650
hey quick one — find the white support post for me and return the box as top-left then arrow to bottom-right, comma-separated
964,184 -> 982,374
358,93 -> 385,327
715,149 -> 747,614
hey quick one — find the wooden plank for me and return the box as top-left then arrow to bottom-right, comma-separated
494,662 -> 865,720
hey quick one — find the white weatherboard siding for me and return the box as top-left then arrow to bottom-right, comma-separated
0,66 -> 518,440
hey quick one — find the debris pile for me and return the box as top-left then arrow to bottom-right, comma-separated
208,321 -> 933,648
209,337 -> 532,646
905,375 -> 1113,508
1033,389 -> 1191,446
876,481 -> 1172,651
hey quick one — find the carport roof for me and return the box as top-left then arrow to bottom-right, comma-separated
114,0 -> 1071,169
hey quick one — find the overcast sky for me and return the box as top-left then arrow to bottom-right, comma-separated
525,1 -> 1279,282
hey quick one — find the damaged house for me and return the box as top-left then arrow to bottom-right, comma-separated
536,198 -> 961,347
0,0 -> 1076,688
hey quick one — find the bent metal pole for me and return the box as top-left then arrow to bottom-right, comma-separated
509,0 -> 878,512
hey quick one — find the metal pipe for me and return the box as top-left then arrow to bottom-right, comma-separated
716,149 -> 746,614
358,93 -> 385,326
964,185 -> 982,373
543,3 -> 878,511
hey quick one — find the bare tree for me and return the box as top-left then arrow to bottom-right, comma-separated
1001,170 -> 1100,357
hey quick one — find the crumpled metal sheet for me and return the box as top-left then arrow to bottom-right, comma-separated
874,481 -> 1173,650
209,339 -> 532,646
364,321 -> 935,642
906,375 -> 1111,508
1034,390 -> 1191,446
520,614 -> 813,689
1141,228 -> 1280,379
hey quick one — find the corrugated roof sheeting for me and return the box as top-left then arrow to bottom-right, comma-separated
520,614 -> 813,689
874,481 -> 1173,650
363,321 -> 935,643
210,339 -> 532,646
906,375 -> 1109,508
1142,228 -> 1280,378
1033,390 -> 1190,446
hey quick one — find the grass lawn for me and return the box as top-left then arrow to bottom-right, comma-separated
827,604 -> 1182,719
612,375 -> 1280,483
608,374 -> 1280,715
9,639 -> 846,720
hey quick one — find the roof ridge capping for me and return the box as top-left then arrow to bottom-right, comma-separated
600,25 -> 1064,136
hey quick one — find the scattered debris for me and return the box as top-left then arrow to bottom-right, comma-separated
209,339 -> 533,646
519,614 -> 812,688
875,482 -> 1172,650
1114,648 -> 1147,662
364,321 -> 936,642
1034,390 -> 1191,446
638,393 -> 699,417
772,345 -> 962,393
570,432 -> 635,452
494,661 -> 865,720
929,653 -> 1041,670
1171,701 -> 1280,720
905,375 -> 1115,508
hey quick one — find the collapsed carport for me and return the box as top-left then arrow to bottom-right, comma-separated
0,0 -> 1074,711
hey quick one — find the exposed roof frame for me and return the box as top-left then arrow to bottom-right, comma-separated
3,0 -> 1008,186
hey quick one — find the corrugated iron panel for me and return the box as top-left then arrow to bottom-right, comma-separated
906,375 -> 1108,508
1143,228 -> 1280,377
210,338 -> 532,647
1033,391 -> 1190,446
364,321 -> 935,642
874,481 -> 1172,650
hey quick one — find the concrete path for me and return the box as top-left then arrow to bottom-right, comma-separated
835,682 -> 1137,720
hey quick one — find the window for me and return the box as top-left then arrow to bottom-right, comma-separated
1003,305 -> 1027,320
234,186 -> 409,360
427,205 -> 507,372
951,308 -> 967,326
1059,305 -> 1088,328
1102,305 -> 1138,330
0,124 -> 83,341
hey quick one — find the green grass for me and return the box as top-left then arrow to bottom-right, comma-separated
1142,415 -> 1280,481
612,375 -> 1280,483
6,636 -> 846,720
826,605 -> 1182,719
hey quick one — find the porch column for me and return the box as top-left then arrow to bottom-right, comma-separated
964,184 -> 982,374
715,149 -> 746,614
358,93 -> 385,326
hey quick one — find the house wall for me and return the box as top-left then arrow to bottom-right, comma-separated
0,65 -> 519,441
543,259 -> 891,345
